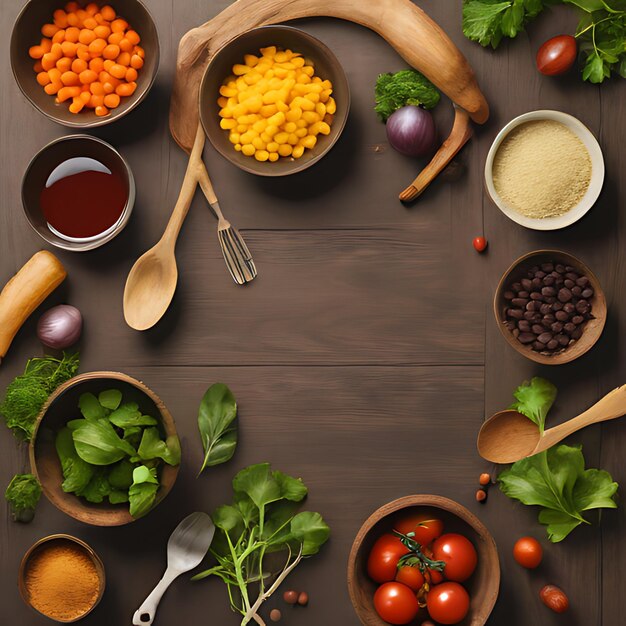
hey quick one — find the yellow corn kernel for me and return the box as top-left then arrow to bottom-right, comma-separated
309,122 -> 322,136
268,152 -> 279,162
267,111 -> 285,127
296,119 -> 308,128
274,132 -> 289,144
260,104 -> 278,117
243,73 -> 259,85
265,125 -> 279,137
232,103 -> 247,118
254,150 -> 270,161
305,92 -> 320,104
241,144 -> 255,156
252,137 -> 266,150
315,102 -> 326,117
219,107 -> 233,119
233,64 -> 250,75
229,132 -> 241,144
296,72 -> 311,84
274,67 -> 288,79
274,51 -> 289,63
278,144 -> 292,157
292,145 -> 305,158
236,124 -> 247,133
308,83 -> 323,94
256,63 -> 271,75
234,143 -> 242,151
292,57 -> 305,67
227,97 -> 237,108
264,69 -> 275,79
260,46 -> 276,57
301,135 -> 317,150
260,132 -> 272,143
320,88 -> 332,102
244,54 -> 259,67
293,83 -> 309,95
326,97 -> 336,114
253,119 -> 267,133
299,98 -> 315,111
302,111 -> 320,124
321,79 -> 332,89
220,118 -> 237,130
276,100 -> 289,113
267,142 -> 279,153
235,77 -> 247,90
287,133 -> 299,145
285,107 -> 302,122
284,122 -> 297,133
295,127 -> 307,138
262,90 -> 278,104
302,65 -> 314,77
217,97 -> 228,108
318,121 -> 331,135
240,131 -> 257,144
219,85 -> 238,98
312,76 -> 322,84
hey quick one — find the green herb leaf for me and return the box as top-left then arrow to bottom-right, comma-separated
273,470 -> 308,502
290,511 -> 331,555
498,445 -> 618,542
213,504 -> 245,533
197,383 -> 238,474
99,389 -> 122,411
108,459 -> 136,490
108,403 -> 157,429
79,392 -> 108,420
233,463 -> 281,509
374,70 -> 440,121
462,0 -> 513,47
109,490 -> 129,504
5,474 -> 42,523
56,426 -> 94,493
72,419 -> 136,465
510,377 -> 557,432
138,427 -> 181,466
76,469 -> 111,503
128,465 -> 159,518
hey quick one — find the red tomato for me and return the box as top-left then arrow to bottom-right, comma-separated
367,534 -> 410,583
473,236 -> 488,253
513,537 -> 543,569
427,582 -> 470,625
426,567 -> 444,584
373,582 -> 420,625
394,515 -> 444,546
432,534 -> 477,582
395,565 -> 425,592
536,35 -> 577,76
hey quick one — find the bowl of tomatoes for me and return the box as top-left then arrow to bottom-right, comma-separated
347,495 -> 500,626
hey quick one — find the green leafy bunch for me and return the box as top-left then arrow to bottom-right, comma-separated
498,378 -> 618,541
374,69 -> 441,121
56,389 -> 181,518
193,462 -> 329,625
5,474 -> 42,523
462,0 -> 626,83
1,353 -> 79,440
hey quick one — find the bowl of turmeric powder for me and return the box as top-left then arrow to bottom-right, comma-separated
484,110 -> 604,230
199,25 -> 350,176
18,534 -> 105,622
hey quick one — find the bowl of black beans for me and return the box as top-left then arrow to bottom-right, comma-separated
494,250 -> 607,365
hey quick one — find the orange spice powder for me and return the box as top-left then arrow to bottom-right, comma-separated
25,541 -> 100,621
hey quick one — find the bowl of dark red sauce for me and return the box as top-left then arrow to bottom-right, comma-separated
22,135 -> 135,251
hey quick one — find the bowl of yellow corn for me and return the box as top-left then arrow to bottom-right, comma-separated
199,25 -> 350,176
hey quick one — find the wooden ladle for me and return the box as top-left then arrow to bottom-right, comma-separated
477,385 -> 626,464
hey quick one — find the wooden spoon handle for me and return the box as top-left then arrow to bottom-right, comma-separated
161,124 -> 206,248
399,106 -> 473,202
539,385 -> 626,450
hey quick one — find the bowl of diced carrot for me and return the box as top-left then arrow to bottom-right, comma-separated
10,0 -> 159,127
199,25 -> 350,176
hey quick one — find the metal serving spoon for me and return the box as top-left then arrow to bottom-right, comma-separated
477,385 -> 626,464
132,512 -> 215,626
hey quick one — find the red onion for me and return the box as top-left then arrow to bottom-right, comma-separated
386,105 -> 436,157
37,305 -> 82,349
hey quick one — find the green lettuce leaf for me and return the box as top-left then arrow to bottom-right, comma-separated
510,377 -> 557,432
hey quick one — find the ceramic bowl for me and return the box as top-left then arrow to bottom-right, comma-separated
199,25 -> 350,176
347,495 -> 500,626
11,0 -> 159,128
30,371 -> 179,526
22,134 -> 135,251
494,249 -> 607,365
18,534 -> 106,623
484,110 -> 604,230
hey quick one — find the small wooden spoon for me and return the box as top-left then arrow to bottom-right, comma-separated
477,385 -> 626,464
123,125 -> 206,331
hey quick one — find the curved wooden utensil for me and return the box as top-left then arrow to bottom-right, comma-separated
170,0 -> 489,200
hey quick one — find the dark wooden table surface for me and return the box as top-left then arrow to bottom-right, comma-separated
1,1 -> 624,625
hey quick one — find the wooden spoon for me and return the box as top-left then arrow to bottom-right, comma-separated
123,125 -> 206,331
477,385 -> 626,464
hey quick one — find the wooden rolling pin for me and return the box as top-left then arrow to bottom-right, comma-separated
0,251 -> 67,362
170,0 -> 489,201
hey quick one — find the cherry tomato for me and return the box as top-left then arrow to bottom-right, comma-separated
426,567 -> 444,584
536,35 -> 577,76
394,515 -> 444,546
513,536 -> 543,569
373,582 -> 420,625
367,534 -> 410,583
426,582 -> 470,625
473,236 -> 488,253
432,534 -> 477,582
395,565 -> 425,592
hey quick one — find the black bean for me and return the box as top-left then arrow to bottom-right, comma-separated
543,275 -> 555,286
564,279 -> 575,289
508,308 -> 523,319
538,332 -> 553,344
565,266 -> 575,273
576,300 -> 590,314
540,303 -> 552,315
576,276 -> 589,287
551,321 -> 564,333
563,302 -> 576,314
582,288 -> 594,299
518,332 -> 536,344
542,318 -> 553,329
512,298 -> 529,307
552,301 -> 563,311
512,282 -> 522,292
572,327 -> 583,340
541,263 -> 554,273
547,339 -> 559,350
518,291 -> 529,299
551,270 -> 561,279
556,334 -> 569,347
564,322 -> 576,334
530,292 -> 543,301
556,310 -> 569,321
541,286 -> 556,297
572,315 -> 584,325
521,278 -> 532,291
532,277 -> 543,289
535,270 -> 546,279
565,272 -> 578,281
572,286 -> 582,296
558,288 -> 572,302
504,291 -> 515,300
555,264 -> 566,273
526,301 -> 537,311
523,310 -> 536,320
520,321 -> 532,333
505,320 -> 516,330
532,324 -> 545,335
543,313 -> 555,324
545,296 -> 557,304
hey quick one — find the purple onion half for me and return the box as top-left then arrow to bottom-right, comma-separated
386,105 -> 436,157
37,304 -> 83,350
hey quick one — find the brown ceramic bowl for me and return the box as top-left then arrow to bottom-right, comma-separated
22,134 -> 135,251
30,371 -> 180,526
347,495 -> 500,626
19,534 -> 105,622
199,25 -> 350,176
494,250 -> 606,365
11,0 -> 159,128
